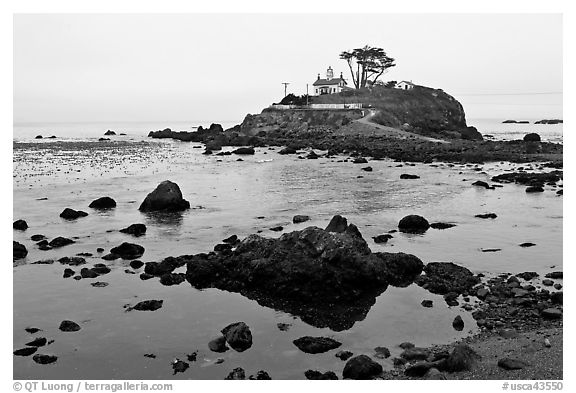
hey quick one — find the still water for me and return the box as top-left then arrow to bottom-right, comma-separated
13,133 -> 562,379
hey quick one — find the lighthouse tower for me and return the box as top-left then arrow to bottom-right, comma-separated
326,66 -> 334,81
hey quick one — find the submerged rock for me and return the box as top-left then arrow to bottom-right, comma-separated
293,336 -> 341,354
342,355 -> 383,380
208,336 -> 229,353
475,213 -> 497,219
293,215 -> 310,224
336,350 -> 354,361
172,359 -> 189,374
89,197 -> 116,209
373,234 -> 393,244
232,147 -> 255,155
139,181 -> 190,212
430,222 -> 456,230
248,371 -> 272,380
225,367 -> 246,380
400,174 -> 420,179
452,315 -> 464,331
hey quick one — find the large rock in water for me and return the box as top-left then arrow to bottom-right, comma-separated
110,242 -> 145,259
139,181 -> 190,212
89,196 -> 116,209
13,241 -> 28,259
221,322 -> 253,352
398,215 -> 430,234
185,216 -> 423,330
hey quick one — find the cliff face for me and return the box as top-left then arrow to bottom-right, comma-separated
239,109 -> 364,137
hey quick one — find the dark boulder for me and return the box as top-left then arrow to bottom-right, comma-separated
472,180 -> 490,189
132,300 -> 163,311
325,214 -> 348,233
249,371 -> 272,380
498,358 -> 528,370
437,344 -> 480,372
14,347 -> 38,356
374,346 -> 391,359
221,322 -> 253,352
416,262 -> 480,295
120,224 -> 147,237
129,260 -> 144,269
13,219 -> 28,230
13,241 -> 28,259
519,242 -> 536,248
25,337 -> 47,347
293,336 -> 341,354
373,234 -> 393,243
159,273 -> 186,286
401,347 -> 430,361
278,147 -> 297,155
336,350 -> 354,361
545,271 -> 563,279
475,213 -> 497,219
222,235 -> 239,244
523,133 -> 541,142
80,268 -> 99,278
225,367 -> 245,380
58,257 -> 86,266
110,242 -> 144,259
138,181 -> 190,212
342,355 -> 383,380
31,234 -> 46,241
430,222 -> 456,230
63,268 -> 75,278
421,300 -> 433,308
232,147 -> 255,155
104,130 -> 116,136
59,320 -> 81,332
400,174 -> 420,179
526,186 -> 544,193
185,216 -> 423,330
33,354 -> 57,364
352,157 -> 368,164
89,197 -> 116,209
172,359 -> 189,375
293,215 -> 310,224
59,208 -> 88,220
305,370 -> 338,380
452,315 -> 464,331
398,215 -> 430,234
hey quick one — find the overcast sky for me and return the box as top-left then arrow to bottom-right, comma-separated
13,13 -> 562,124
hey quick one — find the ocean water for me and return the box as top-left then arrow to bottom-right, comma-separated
12,121 -> 563,379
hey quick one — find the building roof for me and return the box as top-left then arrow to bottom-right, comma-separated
397,81 -> 415,86
313,78 -> 347,86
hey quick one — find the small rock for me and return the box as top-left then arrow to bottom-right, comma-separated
110,242 -> 144,259
249,370 -> 272,380
25,337 -> 47,347
172,359 -> 189,374
225,367 -> 246,380
89,197 -> 116,209
129,260 -> 144,269
400,174 -> 420,179
398,215 -> 430,234
277,323 -> 291,331
373,234 -> 393,243
498,358 -> 528,370
59,208 -> 88,220
401,347 -> 430,361
293,215 -> 310,224
270,226 -> 283,232
90,282 -> 109,288
59,320 -> 81,332
452,315 -> 464,331
374,346 -> 391,359
13,219 -> 28,230
430,222 -> 456,229
335,350 -> 353,361
14,347 -> 38,356
13,241 -> 28,259
519,242 -> 536,248
304,370 -> 338,380
475,213 -> 497,219
221,322 -> 253,352
25,327 -> 42,334
120,224 -> 147,237
342,355 -> 383,380
293,336 -> 342,354
32,354 -> 58,364
541,308 -> 562,319
133,300 -> 163,311
48,237 -> 75,248
421,300 -> 433,308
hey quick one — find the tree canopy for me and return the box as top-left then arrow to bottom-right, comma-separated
340,46 -> 396,89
